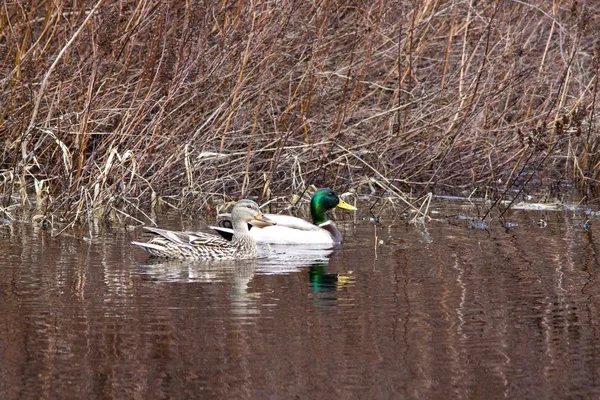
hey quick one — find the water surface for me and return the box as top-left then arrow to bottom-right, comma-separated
1,203 -> 599,399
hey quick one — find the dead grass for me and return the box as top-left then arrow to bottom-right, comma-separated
0,0 -> 599,227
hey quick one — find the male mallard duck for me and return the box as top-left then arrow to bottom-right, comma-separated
211,188 -> 356,246
132,200 -> 275,260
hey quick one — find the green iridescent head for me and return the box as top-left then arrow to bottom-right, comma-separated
309,188 -> 356,226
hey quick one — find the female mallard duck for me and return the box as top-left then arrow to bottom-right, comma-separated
212,188 -> 356,246
132,200 -> 275,260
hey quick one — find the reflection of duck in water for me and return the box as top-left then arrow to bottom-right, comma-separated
135,258 -> 262,322
309,262 -> 354,293
230,262 -> 260,319
132,200 -> 275,260
212,189 -> 356,246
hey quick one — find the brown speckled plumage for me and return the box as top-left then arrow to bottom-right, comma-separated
132,200 -> 274,260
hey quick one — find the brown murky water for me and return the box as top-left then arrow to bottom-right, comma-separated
1,202 -> 600,399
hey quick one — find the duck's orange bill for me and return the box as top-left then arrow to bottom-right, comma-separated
254,212 -> 276,225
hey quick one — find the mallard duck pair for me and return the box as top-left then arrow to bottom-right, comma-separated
211,188 -> 356,245
132,189 -> 356,260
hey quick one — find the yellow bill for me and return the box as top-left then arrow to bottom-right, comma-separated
336,198 -> 357,211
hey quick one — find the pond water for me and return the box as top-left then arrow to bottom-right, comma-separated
1,201 -> 600,399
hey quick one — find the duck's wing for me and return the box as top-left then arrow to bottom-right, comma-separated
187,231 -> 232,248
209,219 -> 335,244
211,212 -> 323,243
143,227 -> 231,248
250,225 -> 334,245
208,226 -> 235,241
216,213 -> 319,231
252,214 -> 321,231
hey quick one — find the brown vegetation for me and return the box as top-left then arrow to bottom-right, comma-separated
1,0 -> 599,225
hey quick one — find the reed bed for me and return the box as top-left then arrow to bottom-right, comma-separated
1,0 -> 599,226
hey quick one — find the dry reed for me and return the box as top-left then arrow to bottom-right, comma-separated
0,1 -> 599,226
